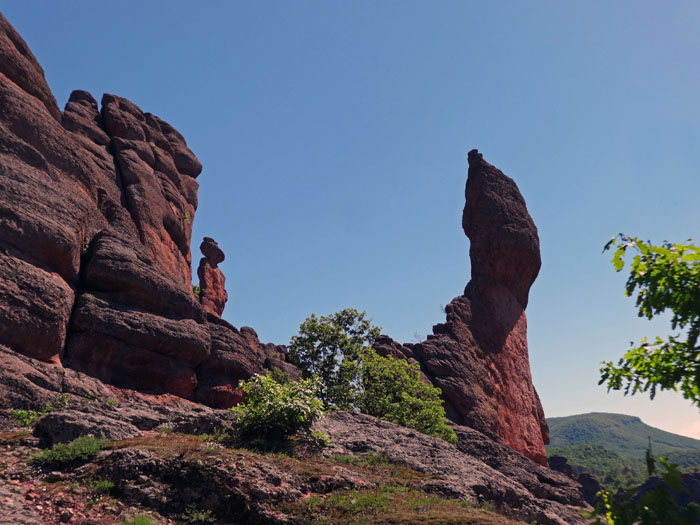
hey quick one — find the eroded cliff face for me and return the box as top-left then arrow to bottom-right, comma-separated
0,13 -> 291,407
0,13 -> 547,465
375,150 -> 549,465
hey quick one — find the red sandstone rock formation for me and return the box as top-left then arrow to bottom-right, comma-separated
0,13 -> 547,466
197,237 -> 228,317
0,13 -> 287,403
375,150 -> 549,465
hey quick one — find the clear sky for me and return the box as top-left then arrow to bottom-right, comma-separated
3,1 -> 699,438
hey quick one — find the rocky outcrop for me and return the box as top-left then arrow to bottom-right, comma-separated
0,13 -> 590,522
320,411 -> 587,525
193,318 -> 299,408
374,149 -> 548,465
0,13 -> 289,405
0,14 -> 60,120
3,400 -> 585,525
197,236 -> 228,317
1,12 -> 546,474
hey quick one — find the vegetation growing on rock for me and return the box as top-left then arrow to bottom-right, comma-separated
358,348 -> 457,444
9,393 -> 68,427
231,372 -> 327,450
32,435 -> 109,468
290,308 -> 456,443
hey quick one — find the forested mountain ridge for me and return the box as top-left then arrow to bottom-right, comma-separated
547,412 -> 700,461
547,412 -> 700,488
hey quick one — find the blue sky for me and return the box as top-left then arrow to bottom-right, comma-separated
4,1 -> 699,437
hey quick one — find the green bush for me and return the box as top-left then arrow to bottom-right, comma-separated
232,373 -> 326,448
359,350 -> 457,444
87,478 -> 115,495
10,394 -> 68,427
181,506 -> 215,524
32,436 -> 109,468
290,308 -> 456,444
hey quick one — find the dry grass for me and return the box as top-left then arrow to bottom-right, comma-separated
277,485 -> 523,524
0,430 -> 31,446
108,432 -> 225,462
105,433 -> 523,524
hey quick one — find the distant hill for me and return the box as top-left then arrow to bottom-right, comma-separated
546,413 -> 700,489
547,412 -> 700,461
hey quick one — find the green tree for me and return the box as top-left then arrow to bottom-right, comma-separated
290,308 -> 380,409
359,350 -> 457,444
290,309 -> 456,443
586,234 -> 700,524
600,234 -> 700,405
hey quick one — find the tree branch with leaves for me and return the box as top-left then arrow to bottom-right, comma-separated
600,234 -> 700,405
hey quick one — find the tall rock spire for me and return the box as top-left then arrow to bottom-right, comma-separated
374,150 -> 549,465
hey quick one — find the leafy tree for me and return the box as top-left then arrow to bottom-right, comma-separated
290,309 -> 456,443
600,234 -> 700,405
588,235 -> 700,524
359,350 -> 457,444
290,308 -> 380,409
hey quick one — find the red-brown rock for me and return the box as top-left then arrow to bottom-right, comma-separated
0,15 -> 210,397
0,15 -> 545,469
0,13 -> 61,120
197,237 -> 228,317
193,318 -> 296,408
376,150 -> 549,465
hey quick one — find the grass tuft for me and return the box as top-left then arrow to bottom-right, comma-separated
32,436 -> 109,468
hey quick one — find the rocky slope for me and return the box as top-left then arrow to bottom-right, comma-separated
1,389 -> 587,524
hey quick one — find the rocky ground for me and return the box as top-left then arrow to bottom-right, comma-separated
0,393 -> 589,525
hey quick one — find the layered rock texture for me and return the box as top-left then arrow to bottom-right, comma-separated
0,13 -> 585,523
2,8 -> 548,482
0,13 -> 291,407
375,149 -> 549,465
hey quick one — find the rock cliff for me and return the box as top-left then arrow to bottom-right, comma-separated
374,149 -> 549,465
0,12 -> 584,522
0,12 -> 290,406
2,12 -> 545,466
